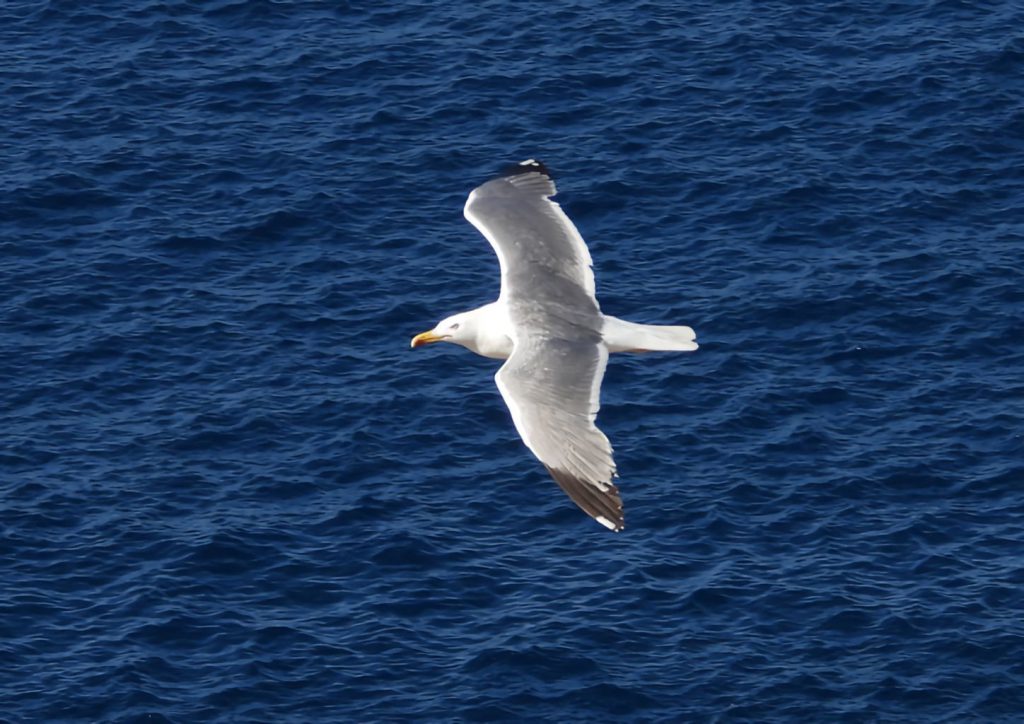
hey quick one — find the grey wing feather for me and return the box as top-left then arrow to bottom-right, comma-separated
469,163 -> 623,531
495,337 -> 623,531
464,165 -> 599,321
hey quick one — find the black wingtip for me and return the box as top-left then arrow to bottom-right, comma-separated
545,465 -> 625,532
500,158 -> 552,179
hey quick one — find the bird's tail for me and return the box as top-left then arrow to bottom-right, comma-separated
601,315 -> 699,353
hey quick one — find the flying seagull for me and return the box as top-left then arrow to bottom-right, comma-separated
411,160 -> 698,531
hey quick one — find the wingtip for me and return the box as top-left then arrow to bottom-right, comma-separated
495,159 -> 558,198
501,158 -> 552,179
596,515 -> 625,532
544,465 -> 625,532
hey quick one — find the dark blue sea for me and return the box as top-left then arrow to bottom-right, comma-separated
4,1 -> 1024,721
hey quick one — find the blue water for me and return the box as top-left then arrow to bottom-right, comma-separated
3,1 -> 1024,721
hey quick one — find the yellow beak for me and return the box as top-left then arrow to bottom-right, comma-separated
410,330 -> 445,348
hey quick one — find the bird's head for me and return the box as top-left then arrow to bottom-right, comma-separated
410,312 -> 473,349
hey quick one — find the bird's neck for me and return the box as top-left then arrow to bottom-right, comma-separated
463,302 -> 513,359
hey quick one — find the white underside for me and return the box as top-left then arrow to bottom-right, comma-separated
462,306 -> 698,360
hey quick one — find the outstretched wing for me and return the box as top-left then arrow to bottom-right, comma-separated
463,160 -> 597,314
495,336 -> 622,531
462,161 -> 622,530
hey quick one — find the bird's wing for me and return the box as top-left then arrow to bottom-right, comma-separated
463,160 -> 598,317
466,160 -> 622,530
495,336 -> 623,531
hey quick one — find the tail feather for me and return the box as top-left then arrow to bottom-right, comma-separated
601,316 -> 699,353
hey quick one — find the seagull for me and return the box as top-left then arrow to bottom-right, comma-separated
411,160 -> 698,531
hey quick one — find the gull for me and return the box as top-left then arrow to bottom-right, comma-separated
411,160 -> 698,531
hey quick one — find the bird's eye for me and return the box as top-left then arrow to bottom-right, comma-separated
450,323 -> 460,330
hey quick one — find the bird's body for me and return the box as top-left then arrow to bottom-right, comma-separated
424,302 -> 698,361
411,160 -> 698,531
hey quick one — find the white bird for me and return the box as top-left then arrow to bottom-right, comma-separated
411,160 -> 698,531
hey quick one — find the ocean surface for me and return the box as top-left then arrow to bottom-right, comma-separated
3,1 -> 1024,721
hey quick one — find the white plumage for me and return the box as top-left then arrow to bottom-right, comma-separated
411,160 -> 698,531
